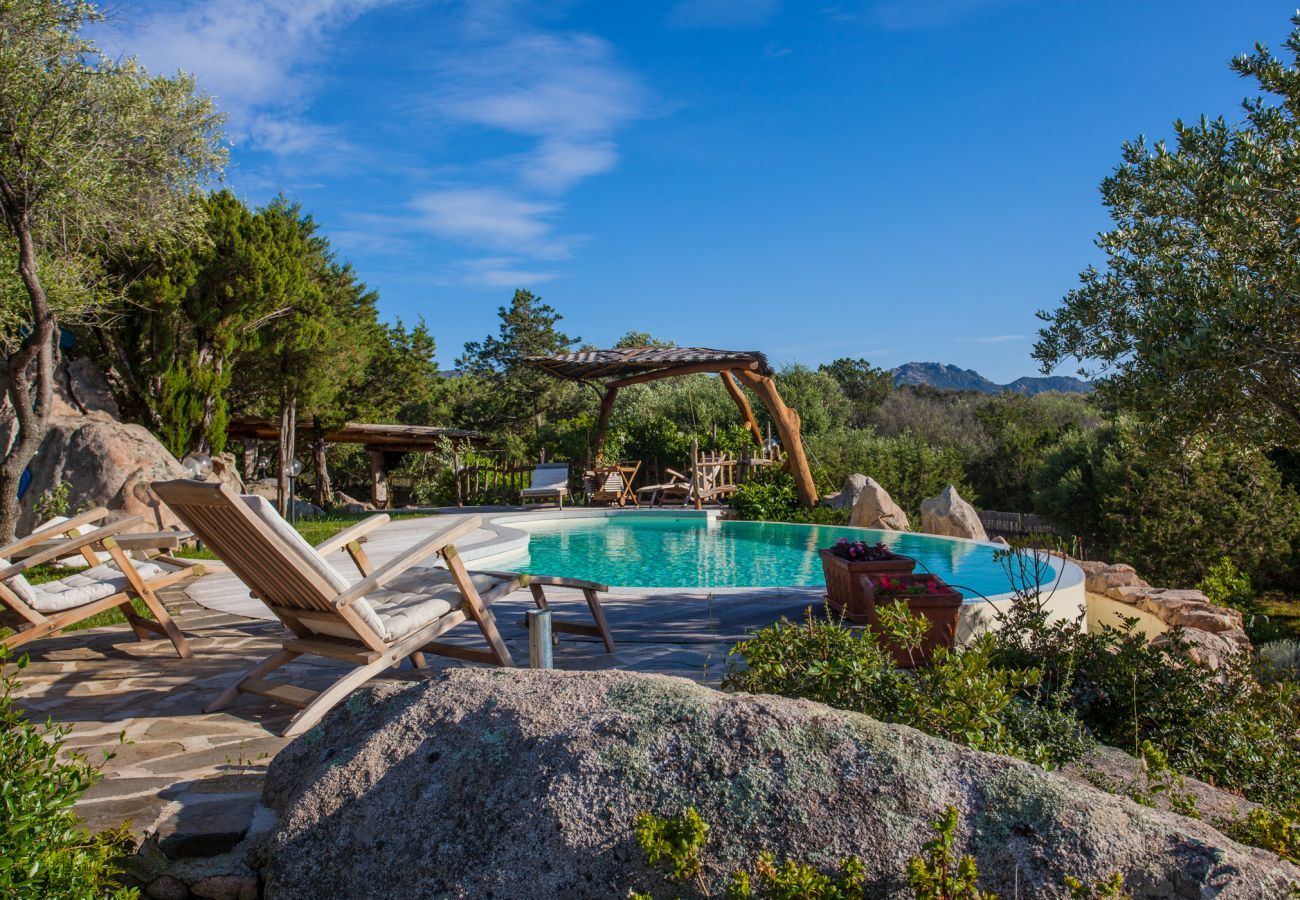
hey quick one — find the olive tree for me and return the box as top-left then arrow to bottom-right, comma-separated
0,0 -> 224,538
1035,15 -> 1300,450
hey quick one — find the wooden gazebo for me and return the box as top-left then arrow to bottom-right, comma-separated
526,347 -> 818,508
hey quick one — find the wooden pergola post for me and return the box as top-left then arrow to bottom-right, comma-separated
368,448 -> 388,509
736,369 -> 819,509
594,385 -> 619,464
719,372 -> 763,446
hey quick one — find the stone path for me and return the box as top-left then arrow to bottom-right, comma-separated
11,576 -> 822,857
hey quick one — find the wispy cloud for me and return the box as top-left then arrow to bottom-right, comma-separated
956,334 -> 1026,344
110,0 -> 393,156
824,0 -> 1021,30
408,188 -> 580,260
451,257 -> 562,288
669,0 -> 782,29
763,42 -> 793,58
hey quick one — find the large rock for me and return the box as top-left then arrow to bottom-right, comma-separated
822,474 -> 868,510
848,477 -> 910,530
255,670 -> 1297,899
920,485 -> 988,541
19,416 -> 186,534
51,356 -> 121,419
209,452 -> 245,495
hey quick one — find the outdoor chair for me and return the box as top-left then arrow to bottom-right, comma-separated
689,455 -> 738,507
0,510 -> 199,657
635,468 -> 692,507
583,461 -> 641,507
519,463 -> 570,508
152,479 -> 613,737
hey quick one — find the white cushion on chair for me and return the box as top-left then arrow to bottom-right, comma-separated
238,495 -> 390,641
26,560 -> 165,614
366,568 -> 500,641
0,557 -> 39,607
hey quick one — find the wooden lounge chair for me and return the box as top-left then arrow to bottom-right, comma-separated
690,454 -> 738,508
152,479 -> 608,737
0,510 -> 198,657
583,461 -> 641,507
635,468 -> 692,507
520,463 -> 570,508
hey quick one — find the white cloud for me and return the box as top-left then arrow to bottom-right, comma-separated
957,334 -> 1026,344
453,257 -> 561,288
669,0 -> 782,29
430,30 -> 648,193
111,0 -> 392,155
409,188 -> 566,254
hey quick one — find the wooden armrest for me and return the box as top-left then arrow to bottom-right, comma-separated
471,569 -> 609,593
314,514 -> 392,556
664,468 -> 687,482
0,507 -> 111,557
333,515 -> 482,609
0,515 -> 142,579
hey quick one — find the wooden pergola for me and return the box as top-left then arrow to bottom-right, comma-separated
227,417 -> 480,508
526,347 -> 818,508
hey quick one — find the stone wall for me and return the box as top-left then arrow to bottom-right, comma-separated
1078,561 -> 1252,669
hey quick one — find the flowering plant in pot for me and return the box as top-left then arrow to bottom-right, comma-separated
819,538 -> 915,624
862,574 -> 962,667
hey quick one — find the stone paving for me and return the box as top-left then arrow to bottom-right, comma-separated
11,577 -> 823,854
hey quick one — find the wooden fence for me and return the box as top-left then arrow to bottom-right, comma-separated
445,444 -> 782,507
977,509 -> 1058,538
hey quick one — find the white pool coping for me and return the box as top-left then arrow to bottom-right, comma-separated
458,507 -> 1087,638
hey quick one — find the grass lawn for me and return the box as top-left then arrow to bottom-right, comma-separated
1255,590 -> 1300,643
2,511 -> 430,639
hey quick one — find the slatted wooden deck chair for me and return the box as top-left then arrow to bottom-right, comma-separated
689,454 -> 738,508
635,468 -> 692,507
0,511 -> 198,657
154,479 -> 548,737
583,460 -> 641,507
519,463 -> 570,508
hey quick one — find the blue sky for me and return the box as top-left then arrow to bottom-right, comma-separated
107,1 -> 1290,382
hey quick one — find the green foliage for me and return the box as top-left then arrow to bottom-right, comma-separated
723,607 -> 1086,768
635,808 -> 709,885
33,481 -> 71,521
905,806 -> 996,900
1258,640 -> 1300,683
0,651 -> 137,898
727,853 -> 866,900
805,428 -> 972,520
1221,804 -> 1299,865
818,358 -> 893,429
1197,557 -> 1255,613
1035,13 -> 1300,449
1032,420 -> 1300,585
988,549 -> 1300,807
731,472 -> 800,521
1063,872 -> 1132,899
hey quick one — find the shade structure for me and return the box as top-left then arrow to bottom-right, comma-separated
524,347 -> 817,508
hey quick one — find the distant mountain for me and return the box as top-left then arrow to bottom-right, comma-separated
891,362 -> 1091,396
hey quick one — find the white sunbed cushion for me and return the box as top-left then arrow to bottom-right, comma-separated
521,465 -> 569,495
365,568 -> 500,642
237,494 -> 390,641
0,557 -> 39,606
27,560 -> 166,614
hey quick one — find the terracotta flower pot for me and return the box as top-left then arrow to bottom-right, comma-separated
818,547 -> 916,624
861,574 -> 962,668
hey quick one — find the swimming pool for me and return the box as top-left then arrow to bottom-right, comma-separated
491,514 -> 1048,599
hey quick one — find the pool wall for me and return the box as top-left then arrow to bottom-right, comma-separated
461,508 -> 1088,645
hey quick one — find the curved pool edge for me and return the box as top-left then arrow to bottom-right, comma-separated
456,508 -> 1087,641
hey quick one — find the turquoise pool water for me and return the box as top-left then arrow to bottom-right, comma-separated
496,515 -> 1043,598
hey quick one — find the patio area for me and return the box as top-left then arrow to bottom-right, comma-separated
11,517 -> 821,875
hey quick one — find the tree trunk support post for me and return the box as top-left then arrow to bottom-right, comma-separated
735,369 -> 818,509
368,447 -> 389,509
593,385 -> 619,464
719,372 -> 763,446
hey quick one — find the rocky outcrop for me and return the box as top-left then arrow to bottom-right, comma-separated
920,485 -> 987,541
821,474 -> 868,511
1078,560 -> 1253,668
255,669 -> 1297,899
333,491 -> 375,514
19,417 -> 187,534
209,452 -> 245,495
849,477 -> 910,530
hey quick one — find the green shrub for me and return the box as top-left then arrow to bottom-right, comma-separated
1198,557 -> 1255,613
728,853 -> 866,899
1220,804 -> 1299,865
0,651 -> 137,899
1258,639 -> 1300,683
804,428 -> 972,520
723,607 -> 1089,768
905,806 -> 995,900
989,549 -> 1300,807
732,472 -> 800,521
